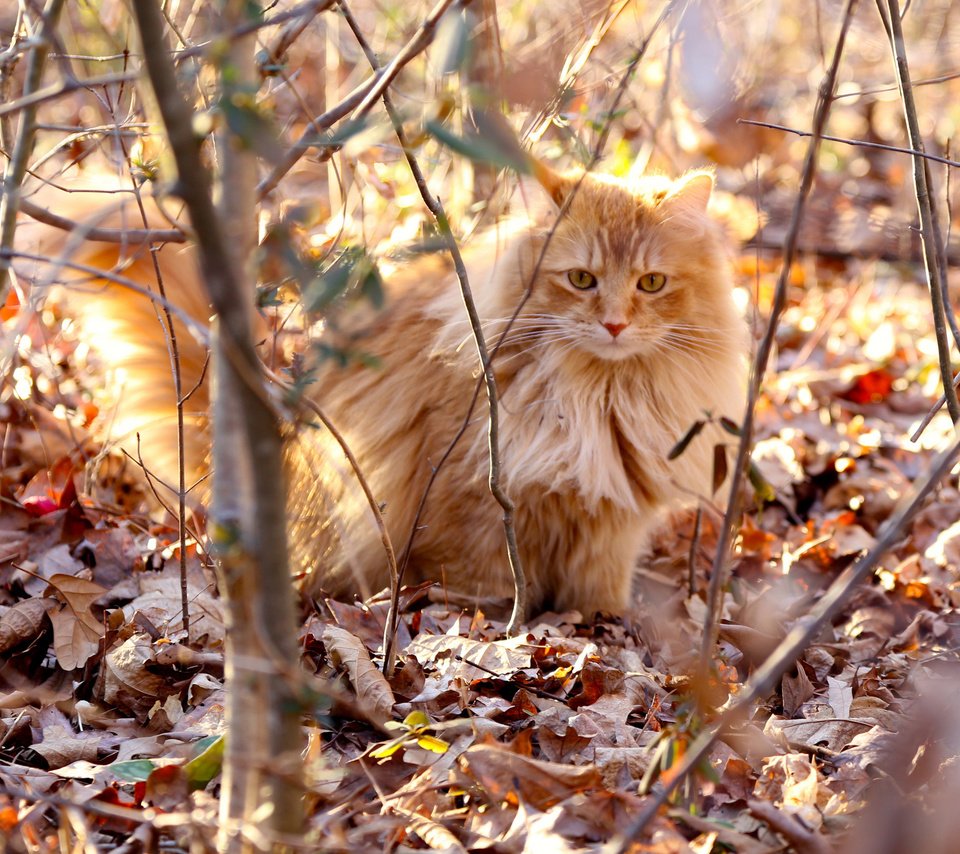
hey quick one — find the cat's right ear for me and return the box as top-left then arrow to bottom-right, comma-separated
530,158 -> 573,207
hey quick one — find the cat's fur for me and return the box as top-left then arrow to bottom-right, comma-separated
22,164 -> 746,617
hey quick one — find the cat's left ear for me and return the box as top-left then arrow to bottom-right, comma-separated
530,158 -> 574,207
662,170 -> 714,214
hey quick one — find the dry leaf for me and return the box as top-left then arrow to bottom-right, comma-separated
459,744 -> 601,810
0,598 -> 52,654
323,625 -> 395,724
43,573 -> 107,671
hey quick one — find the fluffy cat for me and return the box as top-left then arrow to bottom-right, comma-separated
21,163 -> 747,617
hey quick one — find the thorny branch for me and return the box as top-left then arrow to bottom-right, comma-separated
695,0 -> 858,691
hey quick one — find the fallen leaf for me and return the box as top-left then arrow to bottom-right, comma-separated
459,743 -> 601,810
323,624 -> 395,724
43,574 -> 107,670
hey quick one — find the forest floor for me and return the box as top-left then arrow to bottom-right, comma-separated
3,234 -> 960,852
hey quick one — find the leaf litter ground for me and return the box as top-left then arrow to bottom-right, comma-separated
2,255 -> 960,852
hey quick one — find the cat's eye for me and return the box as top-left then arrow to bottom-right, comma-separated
567,270 -> 597,290
638,272 -> 667,293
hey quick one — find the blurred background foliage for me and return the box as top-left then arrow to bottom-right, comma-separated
6,0 -> 960,284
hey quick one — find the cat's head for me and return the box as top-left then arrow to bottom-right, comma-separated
503,164 -> 737,363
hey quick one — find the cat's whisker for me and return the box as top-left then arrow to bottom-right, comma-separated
658,332 -> 737,355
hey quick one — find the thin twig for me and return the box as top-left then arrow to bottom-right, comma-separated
6,249 -> 208,338
697,0 -> 857,716
257,0 -> 457,199
737,118 -> 960,170
522,0 -> 632,144
0,70 -> 136,119
19,197 -> 186,243
613,430 -> 960,853
393,0 -> 676,640
120,157 -> 192,635
338,0 -> 526,648
0,0 -> 66,306
687,505 -> 702,597
267,367 -> 399,632
879,0 -> 960,422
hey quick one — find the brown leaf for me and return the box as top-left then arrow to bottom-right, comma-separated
538,723 -> 595,763
782,662 -> 817,717
407,633 -> 532,677
0,598 -> 52,655
458,744 -> 601,810
99,633 -> 180,721
323,625 -> 395,724
44,573 -> 107,671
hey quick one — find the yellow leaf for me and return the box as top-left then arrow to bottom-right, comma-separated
416,735 -> 449,754
403,710 -> 431,731
369,738 -> 405,760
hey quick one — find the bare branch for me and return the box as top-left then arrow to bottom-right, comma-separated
0,0 -> 67,305
19,197 -> 187,243
257,0 -> 458,198
338,0 -> 526,650
738,117 -> 960,170
614,429 -> 960,852
695,0 -> 858,694
879,0 -> 960,422
0,71 -> 137,119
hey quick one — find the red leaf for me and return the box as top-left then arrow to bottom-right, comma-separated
18,457 -> 79,516
840,369 -> 895,404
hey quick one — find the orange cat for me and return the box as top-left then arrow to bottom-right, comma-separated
21,164 -> 747,617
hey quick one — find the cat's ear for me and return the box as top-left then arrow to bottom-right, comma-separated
662,170 -> 714,214
531,158 -> 573,207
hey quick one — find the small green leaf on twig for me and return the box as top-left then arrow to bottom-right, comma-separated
668,420 -> 705,460
368,710 -> 450,762
434,7 -> 471,74
426,118 -> 530,173
719,416 -> 742,437
748,461 -> 776,504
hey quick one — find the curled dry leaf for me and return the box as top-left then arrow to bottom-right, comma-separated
100,633 -> 182,721
459,743 -> 602,810
0,598 -> 51,654
43,573 -> 107,671
322,624 -> 395,725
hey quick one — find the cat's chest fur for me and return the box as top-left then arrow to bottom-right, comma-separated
476,347 -> 712,513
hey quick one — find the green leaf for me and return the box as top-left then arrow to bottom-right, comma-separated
748,461 -> 776,503
426,119 -> 530,173
719,416 -> 742,437
183,735 -> 224,791
304,247 -> 383,314
434,8 -> 471,75
668,420 -> 705,460
106,759 -> 156,782
220,94 -> 283,160
328,115 -> 372,146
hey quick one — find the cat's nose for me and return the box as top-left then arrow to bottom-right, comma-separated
602,321 -> 628,338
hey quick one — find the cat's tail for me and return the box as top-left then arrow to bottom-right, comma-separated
17,179 -> 213,507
